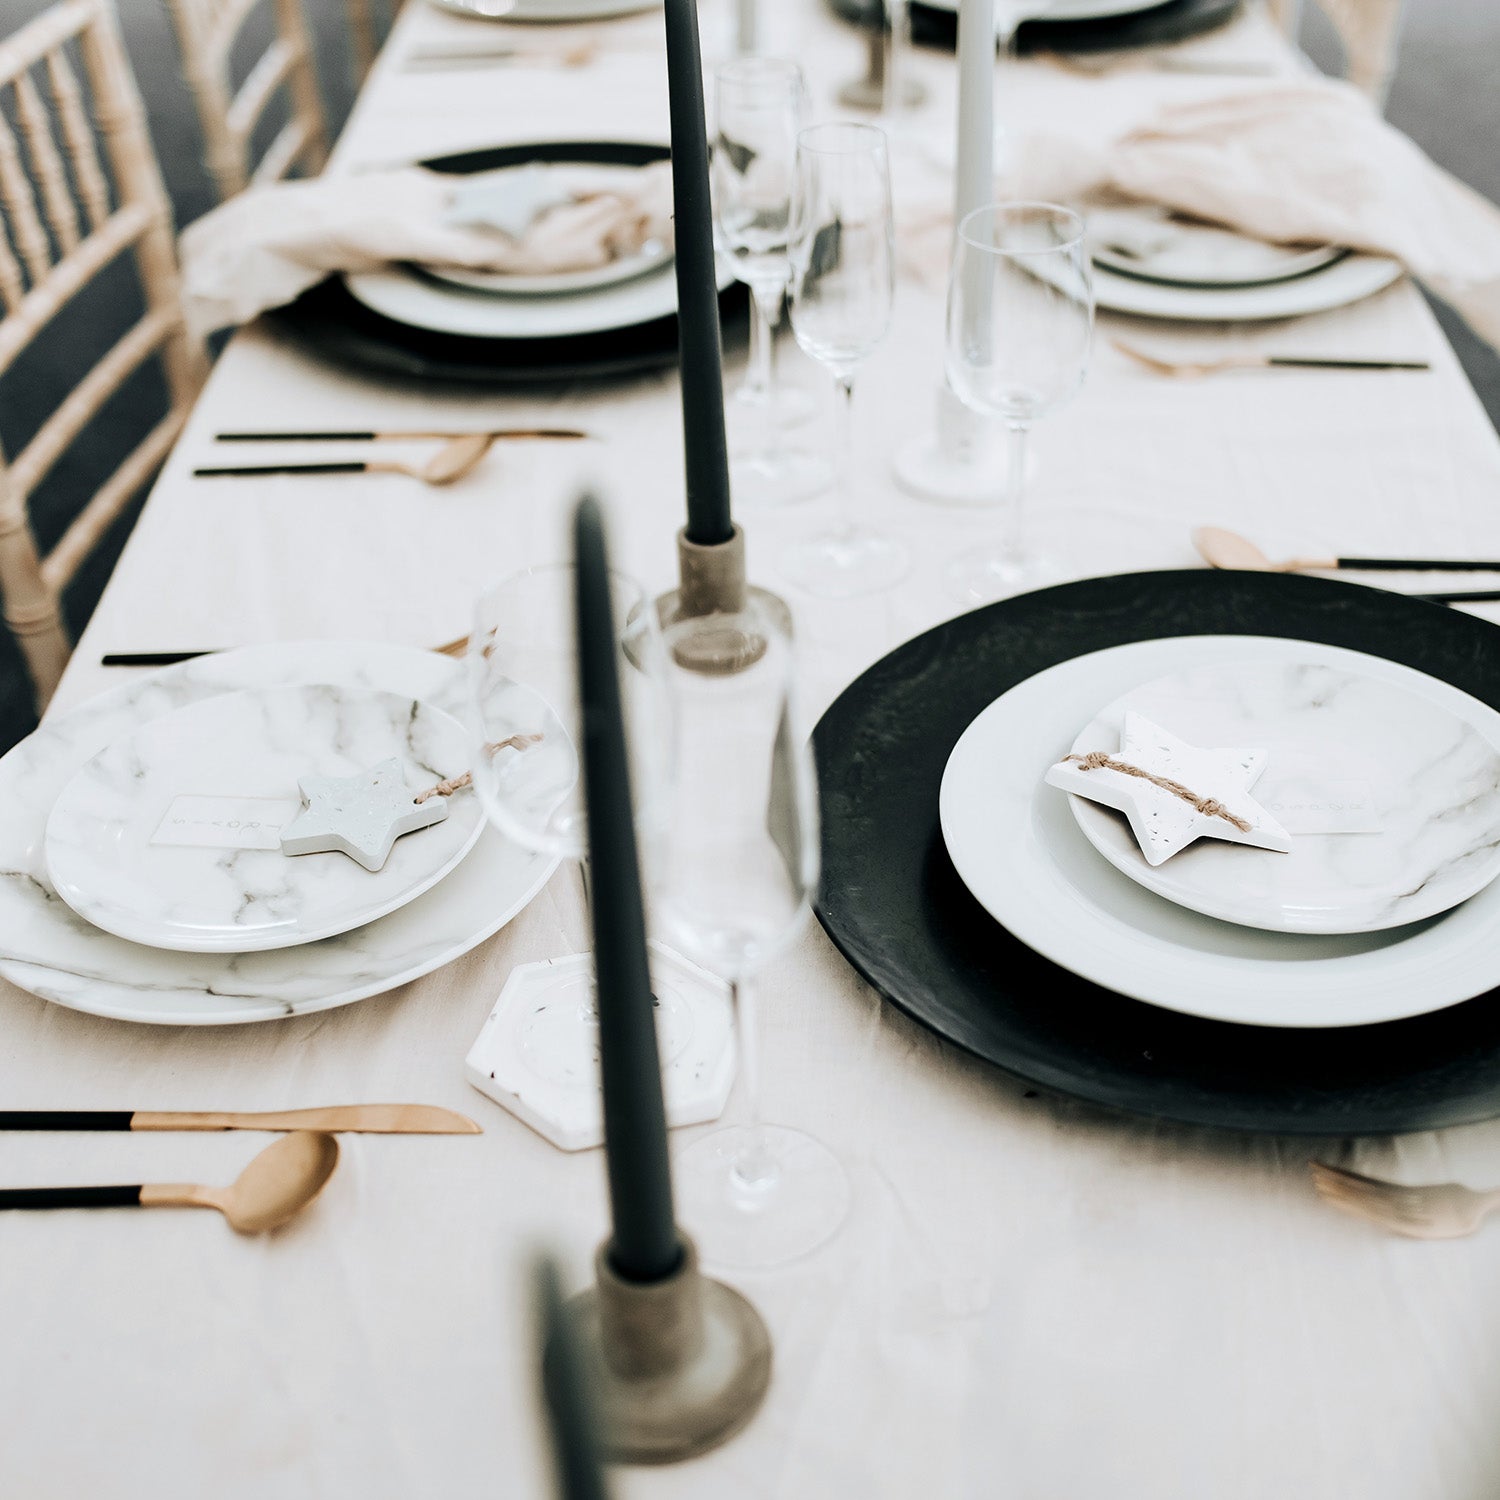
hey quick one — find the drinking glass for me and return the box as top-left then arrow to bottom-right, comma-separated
713,57 -> 828,504
944,201 -> 1093,602
653,601 -> 849,1268
785,121 -> 909,598
467,565 -> 688,1086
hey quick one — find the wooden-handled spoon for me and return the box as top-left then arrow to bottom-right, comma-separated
1193,527 -> 1500,599
0,1130 -> 339,1233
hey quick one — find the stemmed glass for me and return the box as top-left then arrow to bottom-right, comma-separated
944,201 -> 1093,602
784,121 -> 908,598
652,600 -> 849,1268
467,565 -> 691,1096
712,57 -> 828,504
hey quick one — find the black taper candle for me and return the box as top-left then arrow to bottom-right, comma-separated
574,495 -> 683,1283
662,0 -> 735,547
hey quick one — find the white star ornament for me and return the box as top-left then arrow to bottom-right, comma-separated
1045,712 -> 1292,867
279,759 -> 448,872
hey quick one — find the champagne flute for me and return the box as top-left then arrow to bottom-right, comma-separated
653,600 -> 849,1268
944,201 -> 1092,602
467,565 -> 699,1100
784,121 -> 908,599
713,57 -> 828,504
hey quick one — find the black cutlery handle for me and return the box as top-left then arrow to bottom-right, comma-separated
0,1111 -> 134,1130
216,431 -> 377,442
1266,358 -> 1430,371
193,463 -> 367,477
1340,557 -> 1500,572
0,1185 -> 142,1209
101,651 -> 215,667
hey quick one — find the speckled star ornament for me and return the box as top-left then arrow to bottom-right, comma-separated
279,759 -> 448,872
1045,711 -> 1293,867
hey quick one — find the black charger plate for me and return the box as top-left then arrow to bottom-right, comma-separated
271,140 -> 747,385
826,0 -> 1240,52
812,570 -> 1500,1136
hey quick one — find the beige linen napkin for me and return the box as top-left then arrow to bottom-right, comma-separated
908,80 -> 1500,346
179,160 -> 674,333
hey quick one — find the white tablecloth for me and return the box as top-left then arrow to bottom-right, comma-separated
9,3 -> 1500,1496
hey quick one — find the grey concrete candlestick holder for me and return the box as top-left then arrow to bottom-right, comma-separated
654,525 -> 793,639
565,1235 -> 772,1464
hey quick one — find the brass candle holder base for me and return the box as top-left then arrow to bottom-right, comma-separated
654,526 -> 793,639
566,1235 -> 772,1464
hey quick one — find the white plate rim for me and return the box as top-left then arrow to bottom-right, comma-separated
1092,251 -> 1404,322
1064,659 -> 1500,935
424,0 -> 661,22
939,634 -> 1500,1029
346,241 -> 732,340
920,0 -> 1176,23
43,684 -> 487,954
0,642 -> 557,1025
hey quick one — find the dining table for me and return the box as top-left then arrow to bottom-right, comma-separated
8,0 -> 1500,1495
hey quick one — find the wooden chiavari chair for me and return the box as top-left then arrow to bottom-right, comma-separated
0,0 -> 206,709
1268,0 -> 1406,108
163,0 -> 330,200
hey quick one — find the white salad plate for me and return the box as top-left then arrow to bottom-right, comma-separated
346,241 -> 729,339
1089,251 -> 1403,322
1061,659 -> 1500,935
939,634 -> 1500,1029
45,684 -> 485,954
921,0 -> 1174,28
1089,206 -> 1346,288
0,643 -> 557,1024
425,243 -> 673,298
425,0 -> 661,23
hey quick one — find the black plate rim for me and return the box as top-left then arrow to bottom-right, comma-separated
811,569 -> 1500,1137
273,139 -> 747,385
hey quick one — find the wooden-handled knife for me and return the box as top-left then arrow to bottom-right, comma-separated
0,1105 -> 481,1134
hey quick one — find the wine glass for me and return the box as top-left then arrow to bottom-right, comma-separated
944,201 -> 1093,602
467,565 -> 692,1098
712,57 -> 828,504
652,600 -> 849,1268
784,121 -> 909,599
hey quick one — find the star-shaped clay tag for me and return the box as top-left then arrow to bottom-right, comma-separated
279,759 -> 448,872
1045,712 -> 1292,867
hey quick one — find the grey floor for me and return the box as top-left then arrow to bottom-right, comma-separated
0,0 -> 1494,749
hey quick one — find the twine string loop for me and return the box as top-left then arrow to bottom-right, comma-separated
1061,750 -> 1253,833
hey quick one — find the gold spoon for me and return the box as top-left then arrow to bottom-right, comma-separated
1114,338 -> 1429,378
0,1130 -> 340,1234
1193,525 -> 1500,577
193,432 -> 498,486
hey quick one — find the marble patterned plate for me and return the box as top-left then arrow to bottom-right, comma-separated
1061,662 -> 1500,934
45,685 -> 485,953
0,644 -> 557,1024
938,634 -> 1500,1029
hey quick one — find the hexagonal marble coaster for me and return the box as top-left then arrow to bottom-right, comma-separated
464,942 -> 735,1151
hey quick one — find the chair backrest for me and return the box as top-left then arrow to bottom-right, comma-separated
343,0 -> 395,85
163,0 -> 330,200
1269,0 -> 1406,108
0,0 -> 206,709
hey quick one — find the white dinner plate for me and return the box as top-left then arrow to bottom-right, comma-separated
347,250 -> 732,340
1061,660 -> 1500,934
46,685 -> 486,953
1088,206 -> 1346,288
0,643 -> 557,1024
920,0 -> 1174,27
1090,251 -> 1404,322
939,634 -> 1500,1029
424,237 -> 672,297
425,0 -> 660,22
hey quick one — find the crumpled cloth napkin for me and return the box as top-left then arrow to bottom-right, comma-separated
179,160 -> 674,333
906,80 -> 1500,347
